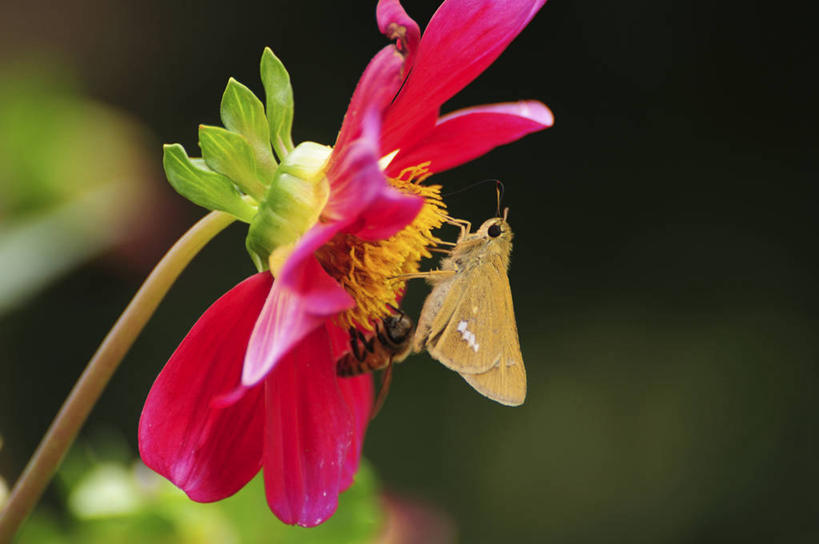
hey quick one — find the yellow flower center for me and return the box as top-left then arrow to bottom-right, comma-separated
316,163 -> 446,330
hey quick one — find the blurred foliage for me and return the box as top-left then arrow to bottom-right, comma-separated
16,435 -> 384,544
0,62 -> 144,218
0,435 -> 7,510
0,60 -> 152,314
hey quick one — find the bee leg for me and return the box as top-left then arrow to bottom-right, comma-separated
358,329 -> 375,353
350,327 -> 375,354
375,326 -> 390,348
371,360 -> 394,420
349,327 -> 366,362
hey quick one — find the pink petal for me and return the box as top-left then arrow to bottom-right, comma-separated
262,322 -> 354,527
332,45 -> 405,158
242,255 -> 354,386
377,0 -> 421,67
277,221 -> 343,289
337,374 -> 374,490
324,322 -> 374,490
324,111 -> 389,224
381,0 -> 548,155
325,109 -> 423,241
138,273 -> 271,502
349,186 -> 424,241
387,100 -> 553,175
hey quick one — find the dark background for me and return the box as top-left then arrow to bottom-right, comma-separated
2,1 -> 818,542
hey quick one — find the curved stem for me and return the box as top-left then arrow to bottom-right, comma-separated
0,210 -> 235,541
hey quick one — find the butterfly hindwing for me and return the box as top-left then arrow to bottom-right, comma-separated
460,272 -> 526,405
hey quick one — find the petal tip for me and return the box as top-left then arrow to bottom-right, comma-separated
523,100 -> 555,128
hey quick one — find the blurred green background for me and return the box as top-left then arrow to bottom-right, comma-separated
1,1 -> 817,542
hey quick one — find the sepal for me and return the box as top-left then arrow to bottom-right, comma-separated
199,124 -> 268,200
220,78 -> 278,180
260,48 -> 295,160
162,144 -> 257,223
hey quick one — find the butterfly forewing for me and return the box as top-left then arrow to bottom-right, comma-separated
425,256 -> 511,374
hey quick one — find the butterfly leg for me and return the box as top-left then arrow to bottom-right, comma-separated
443,215 -> 471,238
390,269 -> 456,282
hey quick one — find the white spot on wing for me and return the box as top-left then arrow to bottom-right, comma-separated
457,320 -> 480,352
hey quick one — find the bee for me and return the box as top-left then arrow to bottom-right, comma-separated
412,207 -> 526,406
337,308 -> 415,417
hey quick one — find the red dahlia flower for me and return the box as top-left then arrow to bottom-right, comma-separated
139,0 -> 552,527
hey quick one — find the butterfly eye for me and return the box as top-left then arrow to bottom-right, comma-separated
488,224 -> 502,238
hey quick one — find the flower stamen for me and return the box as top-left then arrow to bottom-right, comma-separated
316,163 -> 446,330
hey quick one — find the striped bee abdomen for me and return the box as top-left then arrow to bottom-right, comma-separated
336,313 -> 415,376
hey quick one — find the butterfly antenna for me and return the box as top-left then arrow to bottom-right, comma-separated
442,178 -> 503,199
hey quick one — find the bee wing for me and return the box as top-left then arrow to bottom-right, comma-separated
418,256 -> 516,375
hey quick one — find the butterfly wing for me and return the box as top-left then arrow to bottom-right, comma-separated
413,273 -> 456,353
419,256 -> 515,375
460,296 -> 526,406
425,254 -> 526,405
459,253 -> 525,405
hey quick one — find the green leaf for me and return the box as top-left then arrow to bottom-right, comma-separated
220,78 -> 277,179
162,144 -> 256,222
198,125 -> 267,200
260,47 -> 295,160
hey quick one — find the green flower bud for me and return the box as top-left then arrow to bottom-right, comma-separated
246,142 -> 331,272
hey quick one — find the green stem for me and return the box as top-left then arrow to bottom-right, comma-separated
0,210 -> 235,541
